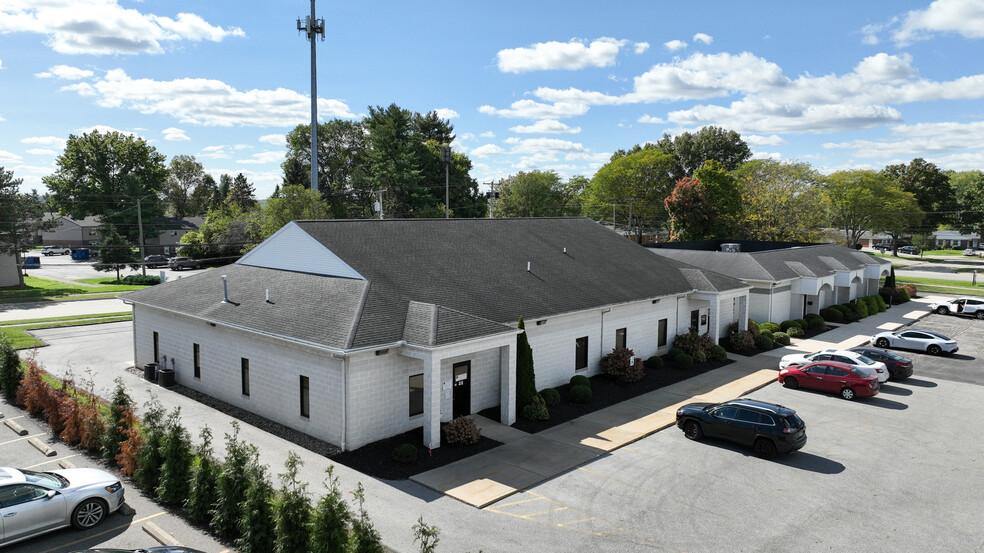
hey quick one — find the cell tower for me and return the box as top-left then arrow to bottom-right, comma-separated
297,1 -> 325,192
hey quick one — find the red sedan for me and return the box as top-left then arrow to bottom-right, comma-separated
778,361 -> 879,400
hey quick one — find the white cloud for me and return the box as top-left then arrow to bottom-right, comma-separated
744,134 -> 786,146
496,37 -> 627,73
750,151 -> 783,160
637,114 -> 665,124
664,39 -> 687,51
693,33 -> 713,45
434,108 -> 459,119
22,136 -> 67,149
479,131 -> 495,138
237,151 -> 284,164
26,148 -> 58,156
822,120 -> 984,159
77,124 -> 137,137
634,42 -> 650,54
627,52 -> 787,102
162,127 -> 189,141
893,0 -> 984,45
470,144 -> 504,158
199,145 -> 230,159
0,59 -> 3,69
35,65 -> 93,80
63,68 -> 356,127
0,0 -> 244,55
258,134 -> 284,146
0,150 -> 23,162
853,53 -> 916,83
505,137 -> 586,155
509,120 -> 581,134
478,99 -> 590,119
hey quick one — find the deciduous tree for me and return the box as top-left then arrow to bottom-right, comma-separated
164,155 -> 205,217
732,159 -> 826,242
654,126 -> 752,179
583,149 -> 677,232
882,158 -> 954,230
494,171 -> 566,218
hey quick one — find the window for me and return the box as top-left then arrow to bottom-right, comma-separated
575,337 -> 588,370
193,343 -> 201,379
615,328 -> 627,350
241,358 -> 250,397
299,375 -> 310,418
409,374 -> 424,417
153,331 -> 159,363
711,406 -> 738,419
658,319 -> 668,347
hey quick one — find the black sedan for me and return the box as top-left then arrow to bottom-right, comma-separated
849,346 -> 913,379
675,398 -> 806,459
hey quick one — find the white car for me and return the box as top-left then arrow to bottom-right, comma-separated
870,329 -> 959,355
962,248 -> 978,256
0,467 -> 125,547
41,245 -> 71,255
778,349 -> 890,383
927,297 -> 984,319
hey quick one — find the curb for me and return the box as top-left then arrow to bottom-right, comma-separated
28,436 -> 56,456
143,521 -> 180,546
4,418 -> 27,436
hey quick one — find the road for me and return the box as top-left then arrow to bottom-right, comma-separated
24,249 -> 208,282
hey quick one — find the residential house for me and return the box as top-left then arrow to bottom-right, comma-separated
123,218 -> 749,451
143,216 -> 205,256
648,240 -> 891,324
42,215 -> 204,254
0,254 -> 19,287
931,230 -> 981,250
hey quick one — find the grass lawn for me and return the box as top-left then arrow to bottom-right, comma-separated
0,276 -> 147,303
0,313 -> 133,348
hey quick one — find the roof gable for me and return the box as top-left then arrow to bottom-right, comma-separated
237,222 -> 364,279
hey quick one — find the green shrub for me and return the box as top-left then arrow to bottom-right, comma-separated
569,374 -> 590,388
773,332 -> 791,345
0,335 -> 21,402
807,317 -> 826,331
540,387 -> 560,407
521,395 -> 549,421
898,286 -> 911,302
516,318 -> 537,409
119,274 -> 161,285
692,349 -> 707,363
675,353 -> 694,370
726,321 -> 740,336
795,318 -> 808,330
569,384 -> 592,404
787,326 -> 805,338
758,322 -> 781,333
753,334 -> 774,350
729,330 -> 755,351
805,313 -> 824,323
759,329 -> 774,340
901,283 -> 916,299
710,345 -> 728,361
873,294 -> 887,312
747,319 -> 761,335
644,355 -> 663,370
780,320 -> 802,331
819,307 -> 842,322
392,444 -> 418,465
672,329 -> 715,359
600,347 -> 636,381
668,347 -> 685,360
443,416 -> 482,444
854,301 -> 869,318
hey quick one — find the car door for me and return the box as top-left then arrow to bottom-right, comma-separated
0,484 -> 67,543
703,405 -> 739,439
729,408 -> 762,446
825,366 -> 852,392
801,364 -> 831,392
966,299 -> 984,315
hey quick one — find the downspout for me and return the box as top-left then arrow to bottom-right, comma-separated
340,357 -> 348,451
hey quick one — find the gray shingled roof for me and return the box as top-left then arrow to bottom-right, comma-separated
650,244 -> 889,282
126,218 -> 740,350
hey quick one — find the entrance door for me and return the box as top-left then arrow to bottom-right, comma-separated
452,361 -> 471,419
690,310 -> 700,331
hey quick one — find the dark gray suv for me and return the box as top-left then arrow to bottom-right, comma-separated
167,256 -> 203,270
676,398 -> 807,459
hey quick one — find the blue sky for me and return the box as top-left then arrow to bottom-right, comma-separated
2,0 -> 984,199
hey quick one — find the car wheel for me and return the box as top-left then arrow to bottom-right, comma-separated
927,344 -> 942,355
71,498 -> 107,529
875,337 -> 890,348
840,387 -> 856,400
936,306 -> 950,315
683,420 -> 703,441
783,376 -> 799,389
753,438 -> 777,460
976,311 -> 984,320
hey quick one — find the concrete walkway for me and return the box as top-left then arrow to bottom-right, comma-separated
0,297 -> 131,322
411,299 -> 934,508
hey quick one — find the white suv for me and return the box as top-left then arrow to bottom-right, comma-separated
41,245 -> 71,255
928,297 -> 984,319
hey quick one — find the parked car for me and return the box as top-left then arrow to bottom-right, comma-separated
167,256 -> 202,270
849,346 -> 914,379
873,242 -> 892,251
675,398 -> 807,459
0,467 -> 125,547
963,248 -> 978,256
778,349 -> 889,383
41,245 -> 71,255
778,360 -> 880,400
928,297 -> 984,319
22,256 -> 41,269
870,329 -> 959,355
143,254 -> 169,268
898,245 -> 920,254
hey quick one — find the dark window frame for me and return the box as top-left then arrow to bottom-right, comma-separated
409,373 -> 424,417
615,328 -> 627,350
241,358 -> 250,397
575,336 -> 588,370
657,319 -> 668,347
193,343 -> 201,379
299,375 -> 310,418
153,331 -> 159,363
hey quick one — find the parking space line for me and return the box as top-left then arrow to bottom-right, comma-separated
37,511 -> 166,553
0,432 -> 48,446
24,453 -> 80,469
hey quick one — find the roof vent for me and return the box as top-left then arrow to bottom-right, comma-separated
720,243 -> 741,253
221,275 -> 229,303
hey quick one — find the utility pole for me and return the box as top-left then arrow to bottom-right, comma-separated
441,145 -> 451,218
374,189 -> 385,219
485,180 -> 496,218
297,0 -> 325,192
137,197 -> 146,276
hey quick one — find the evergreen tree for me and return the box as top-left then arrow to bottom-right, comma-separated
516,317 -> 537,410
0,335 -> 21,402
211,422 -> 257,540
237,462 -> 276,553
226,173 -> 257,210
274,451 -> 312,553
93,226 -> 138,281
156,408 -> 194,506
134,396 -> 167,492
350,483 -> 384,553
102,377 -> 133,461
309,465 -> 352,553
185,427 -> 219,525
412,516 -> 440,553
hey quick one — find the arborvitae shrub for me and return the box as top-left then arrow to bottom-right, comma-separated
103,377 -> 134,462
156,409 -> 194,506
309,466 -> 352,553
0,335 -> 21,401
185,427 -> 219,525
274,452 -> 312,553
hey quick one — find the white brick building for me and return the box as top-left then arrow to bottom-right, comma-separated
123,218 -> 749,451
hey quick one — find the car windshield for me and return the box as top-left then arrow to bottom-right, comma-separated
20,469 -> 68,489
856,355 -> 875,365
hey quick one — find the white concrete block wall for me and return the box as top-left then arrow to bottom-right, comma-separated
345,351 -> 422,450
133,306 -> 345,447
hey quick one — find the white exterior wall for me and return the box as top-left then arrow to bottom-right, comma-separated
525,299 -> 682,390
133,305 -> 346,447
0,254 -> 18,287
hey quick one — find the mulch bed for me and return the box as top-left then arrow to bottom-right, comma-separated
330,427 -> 501,481
484,357 -> 734,434
720,325 -> 835,357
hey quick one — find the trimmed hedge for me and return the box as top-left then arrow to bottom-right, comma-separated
675,353 -> 694,370
710,345 -> 728,361
570,384 -> 592,404
780,320 -> 803,331
570,374 -> 590,388
787,326 -> 805,338
753,334 -> 774,350
773,332 -> 791,346
392,443 -> 418,465
644,356 -> 663,370
758,322 -> 781,333
819,307 -> 842,323
540,388 -> 560,407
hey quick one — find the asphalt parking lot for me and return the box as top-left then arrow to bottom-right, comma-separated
0,398 -> 230,552
26,250 -> 208,283
482,312 -> 984,553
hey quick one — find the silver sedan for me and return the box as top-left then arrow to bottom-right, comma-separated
0,467 -> 125,547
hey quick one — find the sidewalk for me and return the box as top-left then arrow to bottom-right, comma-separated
0,297 -> 130,322
410,299 -> 933,508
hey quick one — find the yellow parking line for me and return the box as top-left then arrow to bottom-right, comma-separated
0,433 -> 47,447
24,454 -> 80,469
38,511 -> 166,553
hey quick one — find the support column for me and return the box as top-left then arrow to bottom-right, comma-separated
707,299 -> 720,343
499,343 -> 516,426
738,295 -> 748,331
422,353 -> 442,449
